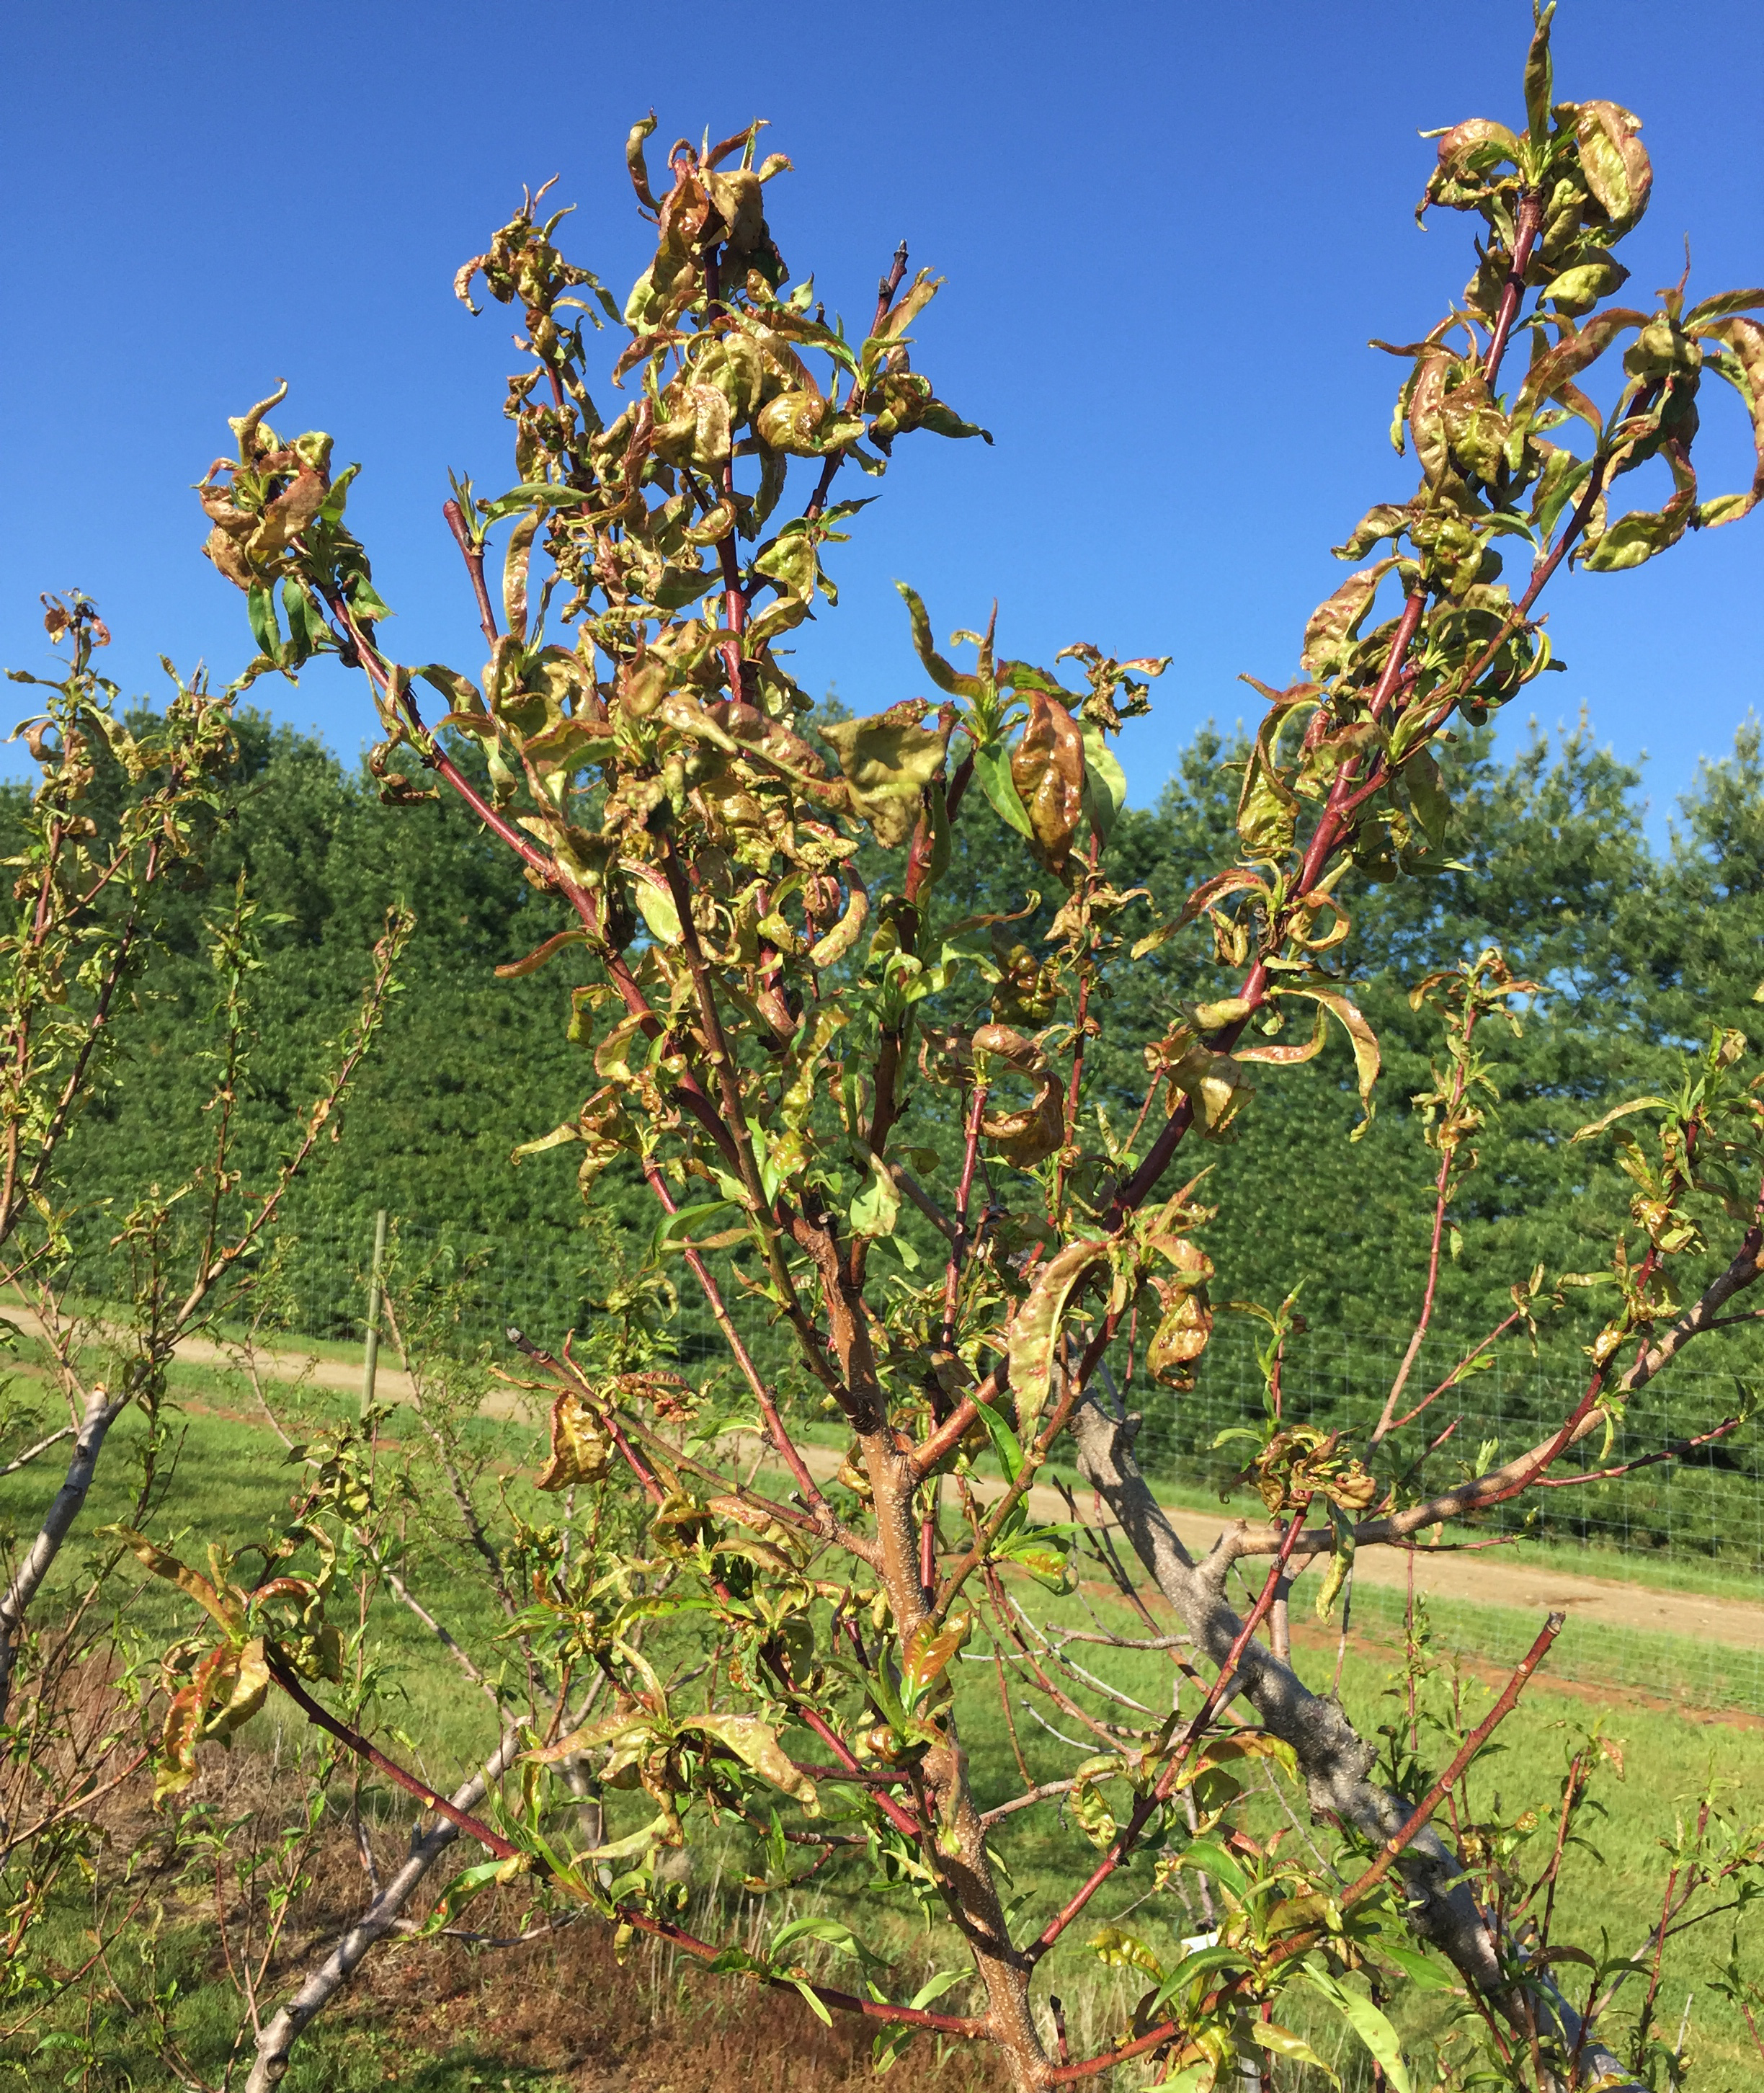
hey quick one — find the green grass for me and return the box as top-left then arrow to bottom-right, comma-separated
5,1379 -> 1764,2089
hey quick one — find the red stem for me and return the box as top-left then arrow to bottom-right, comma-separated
1048,1609 -> 1565,2082
442,499 -> 499,647
1480,190 -> 1545,395
1024,1503 -> 1312,1965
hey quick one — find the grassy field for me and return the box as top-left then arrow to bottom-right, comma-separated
2,1365 -> 1762,2089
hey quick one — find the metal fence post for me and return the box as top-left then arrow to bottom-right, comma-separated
361,1209 -> 388,1421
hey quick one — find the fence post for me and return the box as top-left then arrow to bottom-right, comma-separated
361,1209 -> 388,1421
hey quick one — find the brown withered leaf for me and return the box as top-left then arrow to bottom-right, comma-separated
537,1388 -> 610,1490
1010,691 -> 1087,874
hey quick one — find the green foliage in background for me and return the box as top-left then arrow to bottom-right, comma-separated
19,705 -> 1764,1342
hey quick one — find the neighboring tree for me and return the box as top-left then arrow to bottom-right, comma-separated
0,601 -> 411,2047
10,9 -> 1764,2089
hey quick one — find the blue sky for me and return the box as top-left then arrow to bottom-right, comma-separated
3,1 -> 1760,837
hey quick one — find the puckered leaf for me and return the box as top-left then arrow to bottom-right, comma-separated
1575,99 -> 1652,233
821,701 -> 950,848
680,1712 -> 819,1810
1007,1239 -> 1109,1436
536,1388 -> 610,1490
1010,691 -> 1087,874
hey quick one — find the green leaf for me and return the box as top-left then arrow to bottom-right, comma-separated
971,739 -> 1033,837
872,1969 -> 966,2073
790,1977 -> 832,2025
1079,722 -> 1128,843
1250,2024 -> 1337,2083
1173,1838 -> 1249,1900
1375,1940 -> 1459,1992
1145,2065 -> 1213,2093
971,1395 -> 1025,1484
246,585 -> 285,665
651,1199 -> 739,1260
1298,1967 -> 1412,2093
631,876 -> 682,946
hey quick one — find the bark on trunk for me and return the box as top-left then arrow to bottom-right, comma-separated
0,1385 -> 123,1722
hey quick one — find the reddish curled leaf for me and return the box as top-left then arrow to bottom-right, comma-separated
1010,690 -> 1087,874
899,1614 -> 969,1699
1006,1239 -> 1110,1435
153,1637 -> 272,1803
1693,316 -> 1764,527
974,1023 -> 1065,1165
1301,559 -> 1399,682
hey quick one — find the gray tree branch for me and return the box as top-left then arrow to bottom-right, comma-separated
1068,1395 -> 1637,2091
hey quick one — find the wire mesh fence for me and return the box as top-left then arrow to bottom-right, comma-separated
71,1207 -> 1764,1706
1129,1318 -> 1764,1576
142,1209 -> 1763,1580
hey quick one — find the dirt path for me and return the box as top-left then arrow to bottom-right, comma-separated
767,1439 -> 1764,1656
12,1312 -> 1760,1653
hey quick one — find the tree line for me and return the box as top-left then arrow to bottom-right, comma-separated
19,697 -> 1763,1346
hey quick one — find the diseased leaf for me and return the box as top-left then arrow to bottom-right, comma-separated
1301,559 -> 1397,682
1010,691 -> 1087,873
821,701 -> 950,848
1523,4 -> 1556,148
895,583 -> 983,697
102,1528 -> 244,1635
1006,1239 -> 1108,1435
1693,317 -> 1764,528
1090,1924 -> 1164,1981
1571,1096 -> 1666,1142
1576,100 -> 1652,232
847,1152 -> 901,1237
1249,2025 -> 1337,2082
626,870 -> 682,946
899,1613 -> 967,1700
1278,987 -> 1381,1137
680,1712 -> 819,1809
536,1389 -> 610,1490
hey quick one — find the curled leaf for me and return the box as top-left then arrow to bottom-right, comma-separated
536,1389 -> 610,1490
680,1712 -> 819,1810
1007,1239 -> 1109,1436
